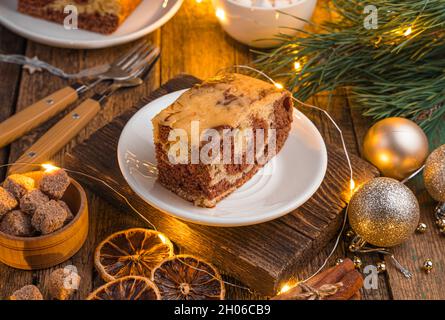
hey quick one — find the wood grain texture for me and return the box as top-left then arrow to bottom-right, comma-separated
10,98 -> 101,174
64,75 -> 379,296
0,86 -> 78,149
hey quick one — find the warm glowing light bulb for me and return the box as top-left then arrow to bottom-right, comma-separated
349,179 -> 356,191
42,163 -> 59,173
378,153 -> 390,163
274,83 -> 284,90
216,8 -> 226,21
158,233 -> 168,244
279,284 -> 291,294
404,27 -> 412,36
294,61 -> 302,71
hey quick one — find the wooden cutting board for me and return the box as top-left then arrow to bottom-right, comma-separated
64,74 -> 379,296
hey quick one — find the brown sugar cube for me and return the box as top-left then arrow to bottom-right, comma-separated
57,200 -> 74,224
32,200 -> 67,235
20,189 -> 49,215
10,285 -> 43,300
0,187 -> 18,218
48,266 -> 81,300
40,169 -> 70,199
3,174 -> 35,200
0,210 -> 33,237
23,171 -> 44,189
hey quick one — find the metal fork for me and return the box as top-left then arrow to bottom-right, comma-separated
0,41 -> 156,149
9,45 -> 160,174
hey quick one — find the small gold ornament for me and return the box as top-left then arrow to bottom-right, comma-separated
353,256 -> 362,269
346,230 -> 355,238
363,117 -> 429,180
348,177 -> 420,247
436,218 -> 445,229
335,258 -> 344,266
424,144 -> 445,202
422,259 -> 433,274
376,261 -> 386,273
416,223 -> 427,233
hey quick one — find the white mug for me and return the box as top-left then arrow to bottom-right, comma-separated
212,0 -> 317,48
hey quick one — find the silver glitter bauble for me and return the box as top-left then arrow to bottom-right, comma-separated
424,144 -> 445,202
348,177 -> 420,247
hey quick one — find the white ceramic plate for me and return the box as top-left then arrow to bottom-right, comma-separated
0,0 -> 183,49
118,89 -> 327,227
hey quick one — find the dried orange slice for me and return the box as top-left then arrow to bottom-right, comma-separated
87,276 -> 160,300
94,228 -> 174,282
152,254 -> 225,300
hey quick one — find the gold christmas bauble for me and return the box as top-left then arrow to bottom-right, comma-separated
376,261 -> 386,273
363,117 -> 429,180
348,177 -> 420,247
416,222 -> 427,234
424,144 -> 445,202
422,259 -> 433,274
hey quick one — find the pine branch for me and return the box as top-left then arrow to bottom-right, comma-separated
254,0 -> 445,133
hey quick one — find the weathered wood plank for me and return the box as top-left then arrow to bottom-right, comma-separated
160,0 -> 248,81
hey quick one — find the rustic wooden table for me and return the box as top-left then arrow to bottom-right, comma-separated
0,0 -> 444,300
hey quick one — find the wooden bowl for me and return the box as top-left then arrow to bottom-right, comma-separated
0,178 -> 88,270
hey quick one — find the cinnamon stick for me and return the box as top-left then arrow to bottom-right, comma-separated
270,267 -> 327,300
313,258 -> 355,287
272,258 -> 356,300
325,269 -> 363,300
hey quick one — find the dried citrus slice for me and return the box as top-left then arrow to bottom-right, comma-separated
94,228 -> 174,282
87,276 -> 160,300
152,254 -> 225,300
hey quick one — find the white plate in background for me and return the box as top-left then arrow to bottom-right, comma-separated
118,89 -> 327,227
0,0 -> 183,49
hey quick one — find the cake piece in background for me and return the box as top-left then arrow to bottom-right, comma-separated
152,73 -> 294,208
18,0 -> 142,34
